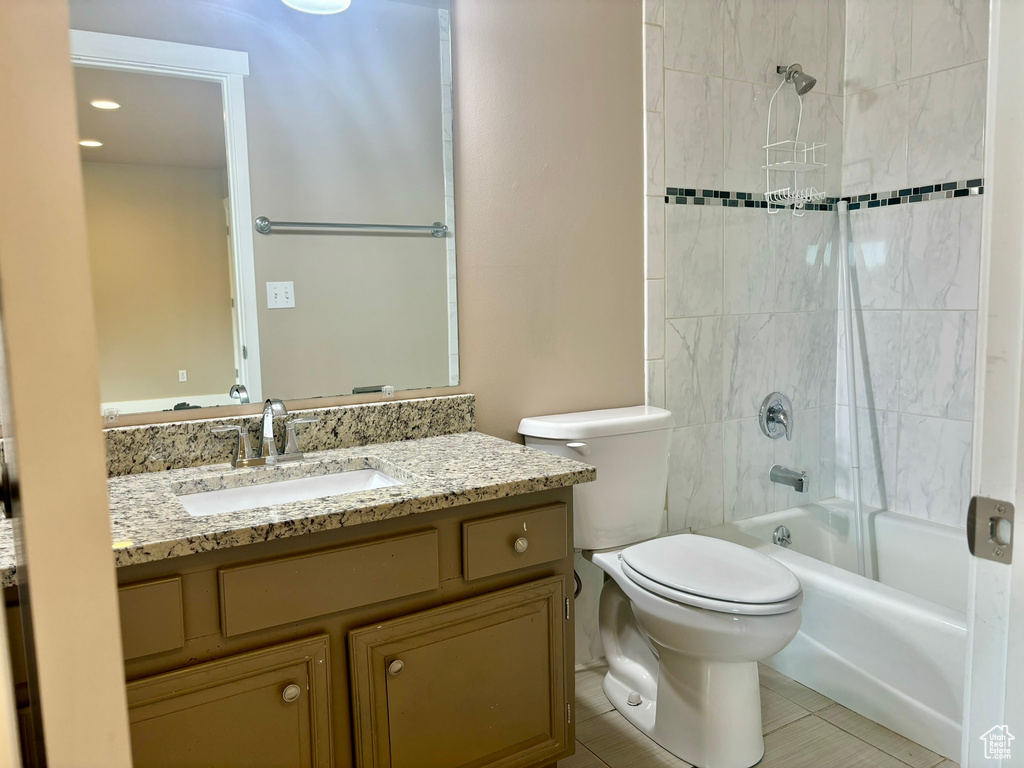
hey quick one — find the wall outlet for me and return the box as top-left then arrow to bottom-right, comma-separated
267,281 -> 295,309
178,369 -> 188,382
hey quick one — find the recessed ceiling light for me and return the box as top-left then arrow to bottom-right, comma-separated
90,99 -> 121,110
281,0 -> 351,14
79,140 -> 103,147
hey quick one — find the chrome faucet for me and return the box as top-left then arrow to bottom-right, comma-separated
229,384 -> 250,404
259,398 -> 288,461
770,465 -> 808,493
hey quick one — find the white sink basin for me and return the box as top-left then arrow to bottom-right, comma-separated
177,469 -> 403,517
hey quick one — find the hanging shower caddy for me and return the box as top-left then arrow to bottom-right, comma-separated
764,66 -> 827,216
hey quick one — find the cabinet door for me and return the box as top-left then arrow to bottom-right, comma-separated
127,635 -> 332,768
350,576 -> 567,768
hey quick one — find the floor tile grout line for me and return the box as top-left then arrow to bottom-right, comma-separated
758,678 -> 833,713
763,711 -> 815,736
574,709 -> 613,726
572,740 -> 615,768
806,713 -> 949,768
811,704 -> 946,768
811,709 -> 948,768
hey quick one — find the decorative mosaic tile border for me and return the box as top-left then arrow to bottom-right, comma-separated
664,177 -> 984,212
663,187 -> 821,210
842,178 -> 984,210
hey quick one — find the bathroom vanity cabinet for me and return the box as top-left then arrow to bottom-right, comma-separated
7,487 -> 575,768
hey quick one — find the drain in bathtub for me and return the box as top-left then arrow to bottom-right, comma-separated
773,525 -> 792,548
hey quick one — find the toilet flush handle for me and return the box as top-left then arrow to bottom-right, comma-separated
566,441 -> 590,457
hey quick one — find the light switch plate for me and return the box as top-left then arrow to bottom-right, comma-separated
267,281 -> 295,309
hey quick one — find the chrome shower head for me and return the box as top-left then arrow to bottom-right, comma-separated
778,63 -> 817,95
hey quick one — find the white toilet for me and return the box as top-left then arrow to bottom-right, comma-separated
519,406 -> 803,768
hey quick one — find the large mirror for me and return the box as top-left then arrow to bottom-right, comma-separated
69,0 -> 457,417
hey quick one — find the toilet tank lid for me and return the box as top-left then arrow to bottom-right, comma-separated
518,406 -> 674,440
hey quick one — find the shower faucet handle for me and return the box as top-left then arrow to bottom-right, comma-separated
773,408 -> 792,439
759,392 -> 794,441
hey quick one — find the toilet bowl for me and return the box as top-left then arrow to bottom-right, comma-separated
519,406 -> 803,768
591,535 -> 801,768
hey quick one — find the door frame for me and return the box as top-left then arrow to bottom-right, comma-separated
963,0 -> 1024,764
0,2 -> 134,763
70,29 -> 264,404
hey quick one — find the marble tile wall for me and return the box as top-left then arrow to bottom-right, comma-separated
835,194 -> 982,526
645,0 -> 987,536
843,0 -> 988,196
645,0 -> 845,539
834,0 -> 988,527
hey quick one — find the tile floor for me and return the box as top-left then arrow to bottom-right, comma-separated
562,660 -> 960,768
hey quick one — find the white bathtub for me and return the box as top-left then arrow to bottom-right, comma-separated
701,499 -> 968,760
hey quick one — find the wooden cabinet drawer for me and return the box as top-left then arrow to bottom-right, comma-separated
462,503 -> 568,581
119,578 -> 184,660
350,576 -> 567,768
128,635 -> 332,768
219,530 -> 439,637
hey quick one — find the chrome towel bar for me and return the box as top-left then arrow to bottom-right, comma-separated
254,216 -> 447,238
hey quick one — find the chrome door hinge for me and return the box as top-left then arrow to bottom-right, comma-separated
567,703 -> 571,724
968,496 -> 1014,564
242,345 -> 248,360
564,596 -> 570,620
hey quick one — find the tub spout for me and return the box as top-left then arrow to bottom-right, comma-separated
770,465 -> 808,493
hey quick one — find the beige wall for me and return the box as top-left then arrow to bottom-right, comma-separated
70,0 -> 452,400
82,0 -> 646,441
82,162 -> 236,404
441,0 -> 645,439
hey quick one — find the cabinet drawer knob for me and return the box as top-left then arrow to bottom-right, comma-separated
388,659 -> 405,676
514,537 -> 529,553
282,684 -> 301,703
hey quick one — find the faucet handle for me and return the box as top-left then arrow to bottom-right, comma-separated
211,425 -> 263,468
759,392 -> 794,441
774,408 -> 792,441
278,417 -> 318,462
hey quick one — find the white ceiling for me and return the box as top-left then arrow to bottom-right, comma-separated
74,66 -> 227,169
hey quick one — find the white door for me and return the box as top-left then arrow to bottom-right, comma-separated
963,1 -> 1024,764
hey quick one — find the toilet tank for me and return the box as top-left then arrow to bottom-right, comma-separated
518,406 -> 673,551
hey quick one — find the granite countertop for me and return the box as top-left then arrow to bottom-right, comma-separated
0,432 -> 595,587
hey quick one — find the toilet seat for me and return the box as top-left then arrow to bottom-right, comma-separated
620,560 -> 802,615
620,534 -> 802,616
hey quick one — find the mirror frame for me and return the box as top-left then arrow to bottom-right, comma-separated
70,30 -> 264,409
